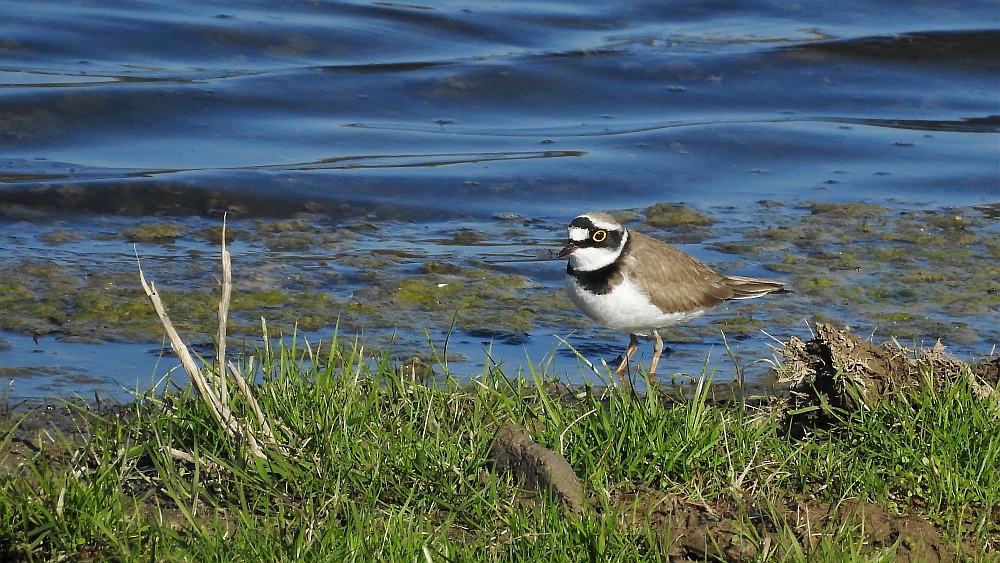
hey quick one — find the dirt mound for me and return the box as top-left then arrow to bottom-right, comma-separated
613,489 -> 955,562
490,426 -> 963,562
774,323 -> 997,432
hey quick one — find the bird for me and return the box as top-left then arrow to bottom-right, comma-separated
558,211 -> 786,384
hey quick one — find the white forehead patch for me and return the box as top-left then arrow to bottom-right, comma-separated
581,213 -> 621,231
568,226 -> 589,241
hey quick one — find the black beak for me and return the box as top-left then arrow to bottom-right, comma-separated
557,242 -> 576,258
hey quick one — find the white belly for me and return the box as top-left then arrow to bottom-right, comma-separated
565,275 -> 706,335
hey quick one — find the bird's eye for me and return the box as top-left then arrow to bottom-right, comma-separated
592,230 -> 607,243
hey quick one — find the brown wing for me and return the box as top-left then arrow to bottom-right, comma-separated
624,231 -> 733,313
624,231 -> 785,313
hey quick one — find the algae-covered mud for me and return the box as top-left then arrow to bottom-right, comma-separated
0,198 -> 996,400
711,200 -> 1000,344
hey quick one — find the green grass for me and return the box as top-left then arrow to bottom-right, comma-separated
1,333 -> 998,562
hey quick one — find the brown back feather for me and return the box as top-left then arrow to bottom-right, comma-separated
623,231 -> 784,313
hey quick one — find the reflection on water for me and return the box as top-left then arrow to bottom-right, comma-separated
0,0 -> 997,399
782,29 -> 1000,67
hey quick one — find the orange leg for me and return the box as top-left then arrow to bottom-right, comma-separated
615,334 -> 639,385
647,330 -> 664,378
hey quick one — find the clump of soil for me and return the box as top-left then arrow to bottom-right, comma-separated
612,490 -> 955,563
490,424 -> 586,514
774,323 -> 998,432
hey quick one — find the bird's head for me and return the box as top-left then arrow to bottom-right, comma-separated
558,212 -> 628,272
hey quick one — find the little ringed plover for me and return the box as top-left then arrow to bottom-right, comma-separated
558,211 -> 786,383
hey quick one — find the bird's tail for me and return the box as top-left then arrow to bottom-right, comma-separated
723,275 -> 788,300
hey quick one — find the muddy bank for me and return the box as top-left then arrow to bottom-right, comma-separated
3,325 -> 997,562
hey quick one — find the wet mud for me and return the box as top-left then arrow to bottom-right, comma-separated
0,399 -> 97,479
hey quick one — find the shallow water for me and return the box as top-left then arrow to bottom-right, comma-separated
1,0 -> 997,401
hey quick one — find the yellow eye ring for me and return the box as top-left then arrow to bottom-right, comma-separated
592,230 -> 607,243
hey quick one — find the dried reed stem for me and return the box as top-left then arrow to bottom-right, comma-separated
217,215 -> 232,408
135,219 -> 269,460
136,259 -> 226,427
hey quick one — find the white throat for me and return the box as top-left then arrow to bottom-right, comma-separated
568,230 -> 628,272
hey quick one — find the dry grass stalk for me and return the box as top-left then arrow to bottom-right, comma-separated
216,215 -> 232,408
135,219 -> 278,461
229,359 -> 277,443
